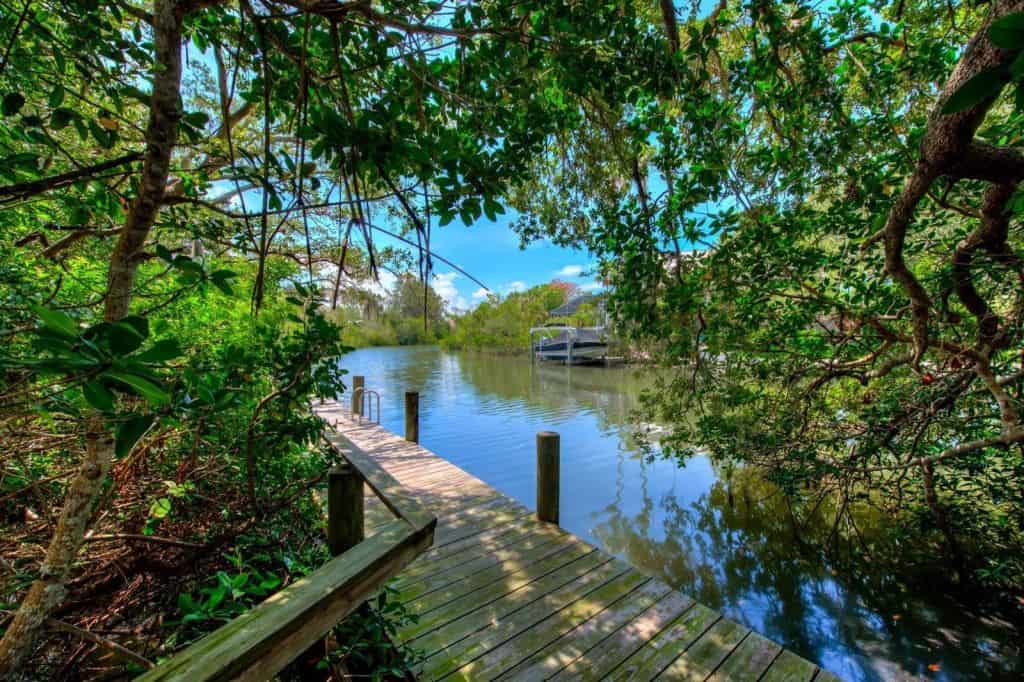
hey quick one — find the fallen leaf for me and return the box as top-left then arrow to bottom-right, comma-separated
97,117 -> 119,131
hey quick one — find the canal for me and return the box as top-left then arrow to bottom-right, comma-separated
342,346 -> 1020,681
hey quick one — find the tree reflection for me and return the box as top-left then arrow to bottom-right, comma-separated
592,464 -> 1021,681
348,347 -> 1021,681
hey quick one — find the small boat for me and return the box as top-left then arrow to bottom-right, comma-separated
530,326 -> 609,364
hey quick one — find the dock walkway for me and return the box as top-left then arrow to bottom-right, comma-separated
317,403 -> 837,681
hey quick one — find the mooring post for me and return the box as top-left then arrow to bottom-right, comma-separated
405,391 -> 419,443
327,463 -> 364,555
536,431 -> 560,525
351,375 -> 364,416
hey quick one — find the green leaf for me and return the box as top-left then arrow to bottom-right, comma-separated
31,305 -> 79,339
114,413 -> 154,458
990,12 -> 1024,48
1011,51 -> 1024,81
82,380 -> 115,412
210,270 -> 237,297
183,111 -> 210,127
2,92 -> 25,116
133,339 -> 182,363
258,575 -> 281,591
206,584 -> 227,611
941,67 -> 1007,114
105,371 -> 170,405
48,85 -> 65,108
149,497 -> 171,519
110,321 -> 146,355
120,315 -> 150,340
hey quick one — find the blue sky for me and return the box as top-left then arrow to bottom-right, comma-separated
370,212 -> 601,311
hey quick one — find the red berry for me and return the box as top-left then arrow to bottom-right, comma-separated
922,373 -> 934,385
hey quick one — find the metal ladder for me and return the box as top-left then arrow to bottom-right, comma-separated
351,387 -> 381,425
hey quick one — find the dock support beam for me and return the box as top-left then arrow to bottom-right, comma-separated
351,375 -> 364,416
405,391 -> 419,443
327,463 -> 364,555
536,431 -> 560,525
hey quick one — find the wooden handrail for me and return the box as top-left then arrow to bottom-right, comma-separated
138,424 -> 437,682
324,426 -> 434,532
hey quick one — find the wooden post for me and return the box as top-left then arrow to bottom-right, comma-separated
327,464 -> 364,555
536,431 -> 560,525
351,375 -> 364,416
405,391 -> 419,443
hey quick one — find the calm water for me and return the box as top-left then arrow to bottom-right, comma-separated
342,346 -> 1020,681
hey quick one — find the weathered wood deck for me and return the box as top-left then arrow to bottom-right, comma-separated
318,404 -> 839,681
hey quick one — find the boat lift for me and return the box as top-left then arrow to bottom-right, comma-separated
529,325 -> 611,365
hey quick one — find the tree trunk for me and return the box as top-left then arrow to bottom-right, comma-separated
0,1 -> 186,674
0,427 -> 113,674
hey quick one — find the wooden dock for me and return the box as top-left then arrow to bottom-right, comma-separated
318,403 -> 838,681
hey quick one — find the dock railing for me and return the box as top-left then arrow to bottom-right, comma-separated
138,417 -> 436,682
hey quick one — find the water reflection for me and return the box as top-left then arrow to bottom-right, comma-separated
343,347 -> 1021,681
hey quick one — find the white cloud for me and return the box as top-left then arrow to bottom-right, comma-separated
557,265 -> 584,278
363,270 -> 397,298
579,281 -> 603,292
504,280 -> 527,294
431,272 -> 460,308
472,287 -> 489,300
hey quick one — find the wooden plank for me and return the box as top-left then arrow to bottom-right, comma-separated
607,605 -> 720,681
394,523 -> 564,590
550,590 -> 696,681
407,539 -> 585,616
138,519 -> 433,682
496,578 -> 675,680
653,618 -> 749,681
813,669 -> 843,682
398,533 -> 566,605
432,505 -> 535,548
422,507 -> 535,553
448,569 -> 652,680
418,559 -> 635,680
709,630 -> 782,681
400,542 -> 599,644
411,552 -> 614,657
760,649 -> 818,682
411,557 -> 626,675
401,509 -> 544,569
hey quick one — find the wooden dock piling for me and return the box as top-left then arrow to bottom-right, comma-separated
351,375 -> 365,416
327,463 -> 364,555
536,431 -> 560,525
405,391 -> 419,443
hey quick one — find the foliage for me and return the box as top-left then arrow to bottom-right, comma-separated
0,0 -> 672,676
443,283 -> 571,352
319,586 -> 424,681
513,0 -> 1024,590
328,272 -> 450,347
